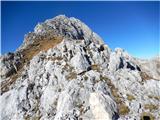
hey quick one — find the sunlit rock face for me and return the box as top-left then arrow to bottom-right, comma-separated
0,15 -> 159,120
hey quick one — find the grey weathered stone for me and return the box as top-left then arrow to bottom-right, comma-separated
0,15 -> 159,120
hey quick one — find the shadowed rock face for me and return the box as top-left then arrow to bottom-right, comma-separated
0,15 -> 159,120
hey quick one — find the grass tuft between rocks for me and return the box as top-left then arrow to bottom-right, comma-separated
105,77 -> 130,115
126,94 -> 136,101
144,104 -> 159,111
66,72 -> 77,80
118,104 -> 130,115
148,95 -> 160,101
91,64 -> 100,71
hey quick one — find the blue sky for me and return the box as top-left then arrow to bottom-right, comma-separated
1,1 -> 159,58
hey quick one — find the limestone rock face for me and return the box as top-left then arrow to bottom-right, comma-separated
34,15 -> 103,44
0,15 -> 159,120
70,52 -> 90,74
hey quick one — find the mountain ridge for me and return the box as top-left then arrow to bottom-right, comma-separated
0,15 -> 159,120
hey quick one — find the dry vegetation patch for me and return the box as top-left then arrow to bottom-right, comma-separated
105,77 -> 130,115
140,72 -> 153,81
66,72 -> 77,80
144,104 -> 159,111
148,95 -> 160,100
118,104 -> 130,115
1,36 -> 62,94
126,94 -> 136,101
22,36 -> 62,62
91,64 -> 100,71
46,56 -> 63,61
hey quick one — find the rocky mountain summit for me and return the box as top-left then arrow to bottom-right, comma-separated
0,15 -> 160,120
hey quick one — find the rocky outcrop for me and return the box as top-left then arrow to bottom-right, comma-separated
0,15 -> 159,120
0,52 -> 22,80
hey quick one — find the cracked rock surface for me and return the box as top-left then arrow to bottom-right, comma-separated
0,15 -> 160,120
